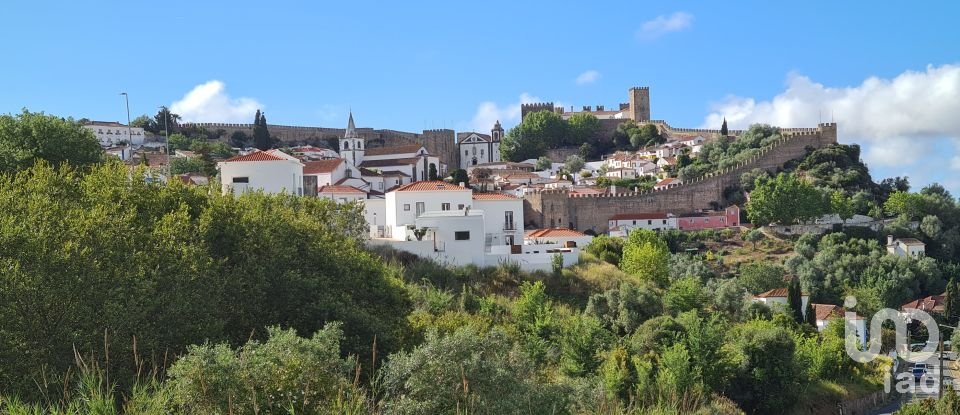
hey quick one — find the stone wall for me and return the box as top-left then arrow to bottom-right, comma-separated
523,123 -> 838,233
180,123 -> 457,167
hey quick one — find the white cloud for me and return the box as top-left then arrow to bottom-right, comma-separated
170,80 -> 263,123
636,12 -> 693,41
702,64 -> 960,167
576,70 -> 601,85
466,93 -> 543,133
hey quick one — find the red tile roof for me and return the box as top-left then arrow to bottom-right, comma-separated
755,287 -> 809,298
525,228 -> 588,238
609,212 -> 669,221
318,185 -> 365,194
303,159 -> 344,174
901,294 -> 945,313
364,144 -> 424,157
225,150 -> 288,162
393,181 -> 469,192
359,158 -> 420,168
472,193 -> 518,201
655,178 -> 679,187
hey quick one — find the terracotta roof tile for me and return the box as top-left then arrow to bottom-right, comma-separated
364,144 -> 424,157
318,185 -> 365,194
303,159 -> 344,174
472,193 -> 518,201
525,228 -> 588,238
901,294 -> 945,313
225,150 -> 288,162
394,181 -> 470,192
359,158 -> 420,168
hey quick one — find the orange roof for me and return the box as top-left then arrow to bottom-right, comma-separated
755,287 -> 809,298
365,144 -> 424,157
225,150 -> 288,162
318,185 -> 365,194
655,178 -> 679,187
393,181 -> 469,192
610,212 -> 669,221
472,193 -> 518,201
303,159 -> 344,174
526,228 -> 588,238
901,294 -> 945,313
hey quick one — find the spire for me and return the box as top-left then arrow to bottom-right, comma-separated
345,111 -> 358,138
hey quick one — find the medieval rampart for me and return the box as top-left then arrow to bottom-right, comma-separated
523,123 -> 838,233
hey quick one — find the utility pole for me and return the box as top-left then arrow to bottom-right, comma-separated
941,335 -> 945,397
120,93 -> 132,146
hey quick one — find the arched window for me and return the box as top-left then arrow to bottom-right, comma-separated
343,141 -> 350,150
472,157 -> 477,165
357,142 -> 362,149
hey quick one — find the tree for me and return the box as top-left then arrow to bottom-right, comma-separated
738,262 -> 786,294
500,126 -> 548,162
585,235 -> 624,264
947,277 -> 960,326
252,109 -> 272,150
743,229 -> 764,250
787,277 -> 804,323
0,110 -> 103,173
131,114 -> 152,129
566,113 -> 600,146
664,276 -> 705,314
830,190 -> 854,224
585,282 -> 663,336
746,173 -> 828,225
428,163 -> 438,180
884,191 -> 926,219
564,155 -> 584,182
921,215 -> 943,239
535,156 -> 552,171
720,118 -> 728,136
449,168 -> 469,186
169,156 -> 212,176
230,130 -> 251,148
804,300 -> 816,326
620,229 -> 670,287
725,320 -> 798,413
167,133 -> 193,151
153,106 -> 180,134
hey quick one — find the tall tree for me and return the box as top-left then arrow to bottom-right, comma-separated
720,118 -> 728,136
0,110 -> 103,173
620,229 -> 670,287
804,300 -> 816,327
787,276 -> 804,323
252,109 -> 272,150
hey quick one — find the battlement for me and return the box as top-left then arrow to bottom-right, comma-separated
630,86 -> 650,91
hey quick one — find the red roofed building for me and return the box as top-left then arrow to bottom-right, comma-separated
525,228 -> 593,248
218,149 -> 305,195
608,212 -> 677,234
752,287 -> 810,315
677,206 -> 741,231
318,185 -> 366,203
901,294 -> 945,314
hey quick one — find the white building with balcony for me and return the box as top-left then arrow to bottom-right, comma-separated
83,121 -> 145,146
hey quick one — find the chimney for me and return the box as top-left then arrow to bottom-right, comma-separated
887,235 -> 894,246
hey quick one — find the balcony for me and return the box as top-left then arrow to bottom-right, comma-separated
503,222 -> 516,231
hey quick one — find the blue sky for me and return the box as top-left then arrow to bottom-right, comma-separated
3,1 -> 959,192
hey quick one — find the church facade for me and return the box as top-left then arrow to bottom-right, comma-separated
457,121 -> 504,170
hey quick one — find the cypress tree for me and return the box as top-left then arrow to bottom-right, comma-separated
787,277 -> 803,323
720,117 -> 729,137
253,109 -> 271,150
805,300 -> 816,327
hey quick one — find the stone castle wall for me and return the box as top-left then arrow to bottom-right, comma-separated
180,122 -> 457,167
523,123 -> 838,233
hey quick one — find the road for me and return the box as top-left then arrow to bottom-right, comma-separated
871,351 -> 956,415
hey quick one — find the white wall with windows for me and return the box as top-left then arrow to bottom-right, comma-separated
218,159 -> 304,195
472,198 -> 524,249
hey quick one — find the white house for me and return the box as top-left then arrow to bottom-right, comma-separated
217,149 -> 305,195
752,288 -> 810,314
303,159 -> 349,188
811,304 -> 867,347
83,121 -> 145,146
369,181 -> 588,271
653,177 -> 681,190
525,228 -> 593,249
886,236 -> 925,258
605,168 -> 638,180
608,213 -> 677,234
318,185 -> 366,203
458,121 -> 503,169
472,193 -> 524,248
105,146 -> 133,161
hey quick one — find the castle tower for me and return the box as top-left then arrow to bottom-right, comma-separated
491,120 -> 504,142
340,112 -> 365,166
629,87 -> 650,121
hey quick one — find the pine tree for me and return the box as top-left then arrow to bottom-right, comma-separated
787,277 -> 803,323
720,117 -> 729,137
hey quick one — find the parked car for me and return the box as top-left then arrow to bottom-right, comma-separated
912,364 -> 928,381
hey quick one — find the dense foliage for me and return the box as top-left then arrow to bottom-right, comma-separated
0,110 -> 102,173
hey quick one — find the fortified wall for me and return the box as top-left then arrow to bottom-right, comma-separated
523,123 -> 838,233
180,122 -> 457,167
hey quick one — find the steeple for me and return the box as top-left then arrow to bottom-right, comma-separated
345,111 -> 359,138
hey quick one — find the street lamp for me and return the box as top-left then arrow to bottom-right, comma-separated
120,93 -> 132,146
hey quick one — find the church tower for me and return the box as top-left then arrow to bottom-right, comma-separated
491,120 -> 504,142
340,112 -> 365,166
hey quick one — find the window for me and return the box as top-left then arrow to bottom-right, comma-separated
416,202 -> 425,217
465,150 -> 469,156
455,231 -> 470,240
232,177 -> 249,183
343,141 -> 349,150
632,220 -> 636,225
480,149 -> 484,156
458,204 -> 465,210
441,203 -> 450,211
378,182 -> 383,190
505,211 -> 514,230
404,204 -> 410,211
647,220 -> 652,225
357,142 -> 362,149
662,220 -> 667,224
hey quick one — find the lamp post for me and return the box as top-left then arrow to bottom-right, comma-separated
120,93 -> 132,146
